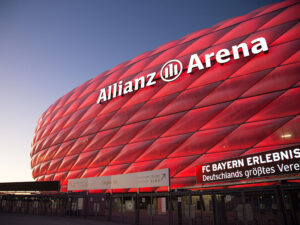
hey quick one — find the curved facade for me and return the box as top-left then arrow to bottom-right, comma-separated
31,1 -> 300,192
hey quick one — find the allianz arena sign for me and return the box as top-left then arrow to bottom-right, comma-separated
97,37 -> 269,104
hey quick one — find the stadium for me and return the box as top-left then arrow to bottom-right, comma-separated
30,0 -> 299,192
1,1 -> 299,224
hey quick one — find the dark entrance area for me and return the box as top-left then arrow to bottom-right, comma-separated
0,182 -> 299,225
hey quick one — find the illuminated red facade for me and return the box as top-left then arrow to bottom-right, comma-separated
30,1 -> 300,192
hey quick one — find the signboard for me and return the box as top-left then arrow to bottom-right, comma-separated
67,168 -> 169,191
196,146 -> 300,184
112,173 -> 137,189
0,181 -> 60,192
68,178 -> 88,191
88,176 -> 111,190
137,169 -> 169,188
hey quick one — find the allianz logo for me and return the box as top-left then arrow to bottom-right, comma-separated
97,37 -> 268,104
160,59 -> 183,82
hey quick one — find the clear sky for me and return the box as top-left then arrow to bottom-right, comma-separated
0,0 -> 281,182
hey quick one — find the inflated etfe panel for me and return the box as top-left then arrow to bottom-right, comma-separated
31,1 -> 300,192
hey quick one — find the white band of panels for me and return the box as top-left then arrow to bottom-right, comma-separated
67,168 -> 170,191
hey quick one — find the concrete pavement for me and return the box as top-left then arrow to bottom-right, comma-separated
0,213 -> 129,225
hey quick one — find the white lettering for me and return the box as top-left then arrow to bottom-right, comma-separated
216,49 -> 230,64
123,81 -> 133,94
97,88 -> 107,104
97,37 -> 270,104
187,54 -> 204,74
134,77 -> 145,90
205,52 -> 214,68
232,43 -> 250,59
146,72 -> 157,86
294,148 -> 300,158
251,37 -> 269,54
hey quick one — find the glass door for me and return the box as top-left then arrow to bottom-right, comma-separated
192,194 -> 214,225
152,195 -> 170,225
215,193 -> 243,225
244,191 -> 283,225
172,195 -> 190,225
139,195 -> 152,225
282,189 -> 300,225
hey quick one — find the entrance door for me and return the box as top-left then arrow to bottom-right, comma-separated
55,197 -> 67,216
111,195 -> 136,224
123,196 -> 136,224
192,194 -> 214,225
86,195 -> 106,218
111,196 -> 123,223
244,191 -> 283,225
282,189 -> 300,225
172,195 -> 190,225
215,193 -> 243,225
152,195 -> 170,225
139,195 -> 152,225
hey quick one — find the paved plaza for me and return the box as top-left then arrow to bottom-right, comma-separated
0,213 -> 127,225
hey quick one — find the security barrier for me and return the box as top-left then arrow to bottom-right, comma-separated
0,183 -> 300,225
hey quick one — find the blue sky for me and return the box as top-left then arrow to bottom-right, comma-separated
0,0 -> 281,182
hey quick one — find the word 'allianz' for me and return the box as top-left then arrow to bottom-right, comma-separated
97,37 -> 268,104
